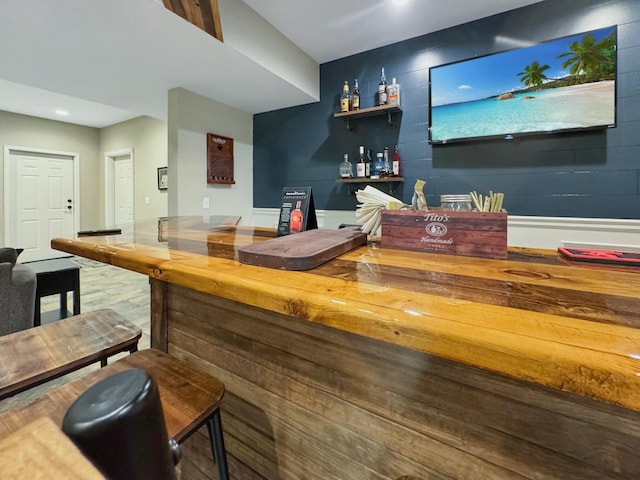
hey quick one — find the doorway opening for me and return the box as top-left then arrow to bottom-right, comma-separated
104,148 -> 134,226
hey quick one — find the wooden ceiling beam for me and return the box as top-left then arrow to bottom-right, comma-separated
162,0 -> 223,42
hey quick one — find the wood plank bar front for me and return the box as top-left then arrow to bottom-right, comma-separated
51,216 -> 640,479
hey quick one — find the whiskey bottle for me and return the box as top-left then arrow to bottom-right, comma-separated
366,148 -> 372,178
352,79 -> 360,111
290,200 -> 303,233
356,145 -> 366,178
392,145 -> 401,176
378,68 -> 387,106
340,81 -> 350,112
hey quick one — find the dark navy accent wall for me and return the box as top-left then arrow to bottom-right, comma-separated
254,0 -> 640,218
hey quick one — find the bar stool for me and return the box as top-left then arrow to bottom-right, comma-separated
0,349 -> 229,480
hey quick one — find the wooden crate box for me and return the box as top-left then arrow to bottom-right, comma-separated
381,209 -> 507,259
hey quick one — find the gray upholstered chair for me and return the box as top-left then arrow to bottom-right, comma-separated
0,248 -> 37,336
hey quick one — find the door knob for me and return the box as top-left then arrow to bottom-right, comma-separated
68,199 -> 72,203
67,205 -> 72,210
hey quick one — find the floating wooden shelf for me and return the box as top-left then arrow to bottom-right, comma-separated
337,176 -> 404,195
333,105 -> 401,129
336,176 -> 404,184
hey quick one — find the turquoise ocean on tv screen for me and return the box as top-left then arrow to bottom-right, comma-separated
430,82 -> 615,143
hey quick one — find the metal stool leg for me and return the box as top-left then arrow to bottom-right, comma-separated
205,408 -> 229,480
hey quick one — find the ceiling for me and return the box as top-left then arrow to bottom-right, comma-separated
0,0 -> 542,128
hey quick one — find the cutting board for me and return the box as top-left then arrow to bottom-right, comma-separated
238,227 -> 367,270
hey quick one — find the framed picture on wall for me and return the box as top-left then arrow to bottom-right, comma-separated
157,167 -> 168,190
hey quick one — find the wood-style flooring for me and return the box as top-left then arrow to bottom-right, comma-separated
0,256 -> 151,413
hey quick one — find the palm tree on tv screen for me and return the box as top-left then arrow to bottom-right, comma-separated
557,32 -> 615,81
517,60 -> 551,88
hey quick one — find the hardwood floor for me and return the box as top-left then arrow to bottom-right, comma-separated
40,256 -> 151,345
0,256 -> 151,413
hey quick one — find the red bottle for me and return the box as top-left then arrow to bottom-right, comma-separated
392,145 -> 401,176
290,201 -> 303,233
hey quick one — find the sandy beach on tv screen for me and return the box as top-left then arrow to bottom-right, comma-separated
540,80 -> 614,98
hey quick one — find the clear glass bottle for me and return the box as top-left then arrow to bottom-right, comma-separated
340,81 -> 350,112
387,77 -> 400,106
339,153 -> 353,178
372,153 -> 385,179
440,194 -> 472,211
383,147 -> 391,176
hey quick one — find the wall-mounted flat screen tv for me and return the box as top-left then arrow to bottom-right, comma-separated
428,25 -> 617,144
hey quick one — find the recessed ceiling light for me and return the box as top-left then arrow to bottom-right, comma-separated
56,109 -> 69,116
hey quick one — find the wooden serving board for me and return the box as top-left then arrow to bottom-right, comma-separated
238,227 -> 367,270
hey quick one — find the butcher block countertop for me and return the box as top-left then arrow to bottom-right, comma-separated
52,216 -> 640,412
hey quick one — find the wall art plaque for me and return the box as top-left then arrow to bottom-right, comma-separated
207,133 -> 235,184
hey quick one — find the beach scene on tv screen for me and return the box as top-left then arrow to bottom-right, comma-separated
430,26 -> 616,143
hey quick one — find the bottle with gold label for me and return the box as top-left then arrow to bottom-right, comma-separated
340,81 -> 350,112
352,79 -> 360,111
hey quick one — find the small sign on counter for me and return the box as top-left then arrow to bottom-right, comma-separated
277,187 -> 317,236
381,209 -> 507,259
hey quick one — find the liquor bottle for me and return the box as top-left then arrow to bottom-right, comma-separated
378,68 -> 387,106
290,200 -> 303,233
366,148 -> 372,178
356,145 -> 366,178
352,79 -> 360,111
340,81 -> 350,112
388,77 -> 400,106
383,147 -> 391,176
373,153 -> 385,179
339,153 -> 353,178
392,145 -> 401,176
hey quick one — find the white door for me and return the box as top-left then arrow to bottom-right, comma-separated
4,147 -> 79,262
114,155 -> 133,224
105,149 -> 134,226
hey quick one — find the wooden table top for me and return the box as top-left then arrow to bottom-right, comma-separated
0,309 -> 142,400
0,417 -> 105,479
52,216 -> 640,411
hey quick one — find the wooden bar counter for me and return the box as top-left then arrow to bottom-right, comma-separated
52,216 -> 640,480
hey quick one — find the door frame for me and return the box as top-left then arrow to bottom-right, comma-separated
104,147 -> 134,225
3,145 -> 80,247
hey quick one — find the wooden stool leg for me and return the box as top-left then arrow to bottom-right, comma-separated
205,409 -> 229,480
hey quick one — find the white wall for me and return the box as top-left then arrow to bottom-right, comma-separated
218,0 -> 319,101
0,110 -> 99,243
99,116 -> 168,222
167,88 -> 253,222
1,111 -> 168,246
